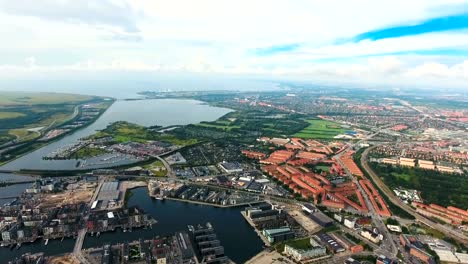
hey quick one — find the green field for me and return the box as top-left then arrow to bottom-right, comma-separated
0,92 -> 94,105
315,165 -> 331,172
294,119 -> 345,139
8,128 -> 41,142
171,110 -> 309,143
143,160 -> 167,177
70,147 -> 109,159
0,112 -> 26,119
195,121 -> 240,131
0,92 -> 103,145
275,237 -> 311,252
92,121 -> 198,146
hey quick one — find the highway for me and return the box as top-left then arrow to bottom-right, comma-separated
360,145 -> 468,245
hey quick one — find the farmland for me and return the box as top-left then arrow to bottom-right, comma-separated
293,119 -> 345,139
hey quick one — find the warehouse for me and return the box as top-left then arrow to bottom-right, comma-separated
316,233 -> 345,253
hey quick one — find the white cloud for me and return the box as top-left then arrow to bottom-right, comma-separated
0,0 -> 467,88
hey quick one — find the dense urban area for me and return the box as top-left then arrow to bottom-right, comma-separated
0,87 -> 467,264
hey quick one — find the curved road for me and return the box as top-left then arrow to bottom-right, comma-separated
360,146 -> 468,245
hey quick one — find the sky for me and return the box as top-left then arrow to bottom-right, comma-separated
0,0 -> 467,89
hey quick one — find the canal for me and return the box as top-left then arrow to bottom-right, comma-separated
1,187 -> 264,263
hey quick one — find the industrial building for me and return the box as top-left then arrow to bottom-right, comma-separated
307,211 -> 334,228
315,233 -> 345,253
94,181 -> 120,209
244,203 -> 280,224
262,227 -> 294,243
218,161 -> 243,173
302,203 -> 318,214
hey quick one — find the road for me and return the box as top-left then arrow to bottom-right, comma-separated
72,177 -> 105,264
335,155 -> 398,258
360,145 -> 468,245
331,125 -> 403,258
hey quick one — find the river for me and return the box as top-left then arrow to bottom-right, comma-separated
1,187 -> 264,263
0,99 -> 232,171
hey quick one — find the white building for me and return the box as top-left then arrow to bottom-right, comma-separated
344,218 -> 356,229
283,238 -> 327,261
360,229 -> 381,244
386,225 -> 402,233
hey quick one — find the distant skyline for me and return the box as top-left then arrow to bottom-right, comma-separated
0,0 -> 467,89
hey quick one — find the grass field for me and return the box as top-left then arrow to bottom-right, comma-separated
195,121 -> 240,131
315,165 -> 331,172
294,119 -> 345,139
275,237 -> 311,252
70,147 -> 109,159
93,121 -> 198,146
0,92 -> 103,145
8,128 -> 41,142
0,92 -> 94,105
0,112 -> 25,119
143,160 -> 167,177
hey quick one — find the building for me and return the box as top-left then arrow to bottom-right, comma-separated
218,162 -> 243,173
302,203 -> 318,214
98,181 -> 120,200
360,229 -> 381,244
344,258 -> 361,264
244,203 -> 280,224
283,237 -> 327,261
308,211 -> 334,228
381,158 -> 398,165
436,165 -> 455,173
400,234 -> 436,264
376,255 -> 396,264
262,227 -> 294,243
386,225 -> 402,233
316,233 -> 345,253
344,218 -> 356,229
399,157 -> 415,167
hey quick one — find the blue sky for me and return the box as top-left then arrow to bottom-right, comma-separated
0,0 -> 467,88
352,13 -> 468,42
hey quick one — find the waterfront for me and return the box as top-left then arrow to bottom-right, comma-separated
84,187 -> 264,263
1,187 -> 264,263
1,99 -> 232,171
0,173 -> 35,183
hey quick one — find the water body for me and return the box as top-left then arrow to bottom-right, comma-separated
0,183 -> 33,205
0,78 -> 281,99
0,173 -> 35,183
1,99 -> 232,171
85,187 -> 264,263
1,187 -> 264,263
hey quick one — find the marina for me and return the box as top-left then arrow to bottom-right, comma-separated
0,99 -> 232,171
0,187 -> 264,263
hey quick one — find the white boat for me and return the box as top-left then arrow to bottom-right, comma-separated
44,239 -> 49,246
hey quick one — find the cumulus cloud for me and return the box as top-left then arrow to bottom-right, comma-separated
0,0 -> 467,89
0,0 -> 140,33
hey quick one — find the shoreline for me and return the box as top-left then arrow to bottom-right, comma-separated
0,98 -> 115,169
